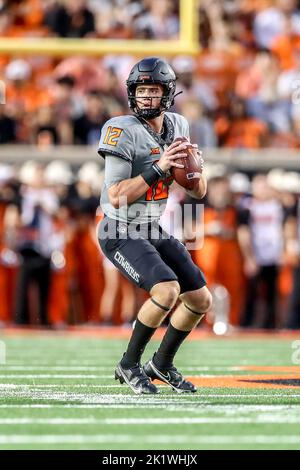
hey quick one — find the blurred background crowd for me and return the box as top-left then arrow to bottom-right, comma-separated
1,160 -> 300,331
1,0 -> 300,330
3,0 -> 300,148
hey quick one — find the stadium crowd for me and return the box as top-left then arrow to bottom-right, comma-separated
0,160 -> 300,330
1,0 -> 300,330
2,0 -> 300,147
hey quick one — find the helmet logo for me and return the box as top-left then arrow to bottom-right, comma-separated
139,75 -> 151,80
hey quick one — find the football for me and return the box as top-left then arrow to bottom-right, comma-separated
170,137 -> 202,190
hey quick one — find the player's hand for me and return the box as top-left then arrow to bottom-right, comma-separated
156,141 -> 188,172
175,138 -> 204,173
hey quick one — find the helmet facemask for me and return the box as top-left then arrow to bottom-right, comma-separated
128,81 -> 175,119
129,83 -> 175,119
126,57 -> 177,119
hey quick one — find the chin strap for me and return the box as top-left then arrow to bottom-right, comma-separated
173,91 -> 183,99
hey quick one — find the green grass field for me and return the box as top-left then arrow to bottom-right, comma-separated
0,329 -> 300,450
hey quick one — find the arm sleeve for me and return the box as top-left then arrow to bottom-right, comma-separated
98,121 -> 134,162
104,155 -> 132,189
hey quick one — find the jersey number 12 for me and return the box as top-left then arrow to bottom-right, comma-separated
145,176 -> 173,201
103,126 -> 123,146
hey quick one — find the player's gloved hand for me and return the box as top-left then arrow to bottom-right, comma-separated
156,140 -> 189,172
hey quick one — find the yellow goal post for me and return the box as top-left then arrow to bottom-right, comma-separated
0,0 -> 199,57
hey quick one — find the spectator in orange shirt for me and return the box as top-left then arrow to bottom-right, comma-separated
215,98 -> 268,148
0,165 -> 20,326
253,0 -> 300,49
5,59 -> 53,142
193,176 -> 245,326
0,0 -> 47,38
236,50 -> 290,133
271,16 -> 300,70
72,163 -> 103,324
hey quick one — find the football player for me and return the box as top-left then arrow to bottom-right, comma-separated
98,57 -> 212,394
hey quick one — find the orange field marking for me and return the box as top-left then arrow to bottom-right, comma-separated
153,375 -> 300,389
237,365 -> 300,373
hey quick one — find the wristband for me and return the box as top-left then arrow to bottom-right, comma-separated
141,163 -> 164,186
152,162 -> 165,177
141,166 -> 160,186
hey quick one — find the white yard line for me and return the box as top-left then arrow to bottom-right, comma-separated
0,402 -> 296,411
0,435 -> 299,445
1,392 -> 300,401
0,383 -> 298,393
0,366 -> 241,371
1,415 -> 300,425
0,375 -> 113,379
0,393 -> 300,408
103,416 -> 300,424
1,367 -> 113,371
0,401 -> 299,409
0,404 -> 203,409
0,384 -> 126,389
1,385 -> 143,390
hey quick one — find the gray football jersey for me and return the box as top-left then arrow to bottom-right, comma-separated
98,112 -> 189,224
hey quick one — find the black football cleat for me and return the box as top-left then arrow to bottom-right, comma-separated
143,358 -> 197,393
115,361 -> 159,395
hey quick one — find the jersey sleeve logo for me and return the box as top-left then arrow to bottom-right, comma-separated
103,126 -> 123,146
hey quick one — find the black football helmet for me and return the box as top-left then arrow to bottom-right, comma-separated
126,57 -> 177,119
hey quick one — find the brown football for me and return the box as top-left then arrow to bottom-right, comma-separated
170,137 -> 202,190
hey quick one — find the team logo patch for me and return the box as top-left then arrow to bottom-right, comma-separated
151,147 -> 160,155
